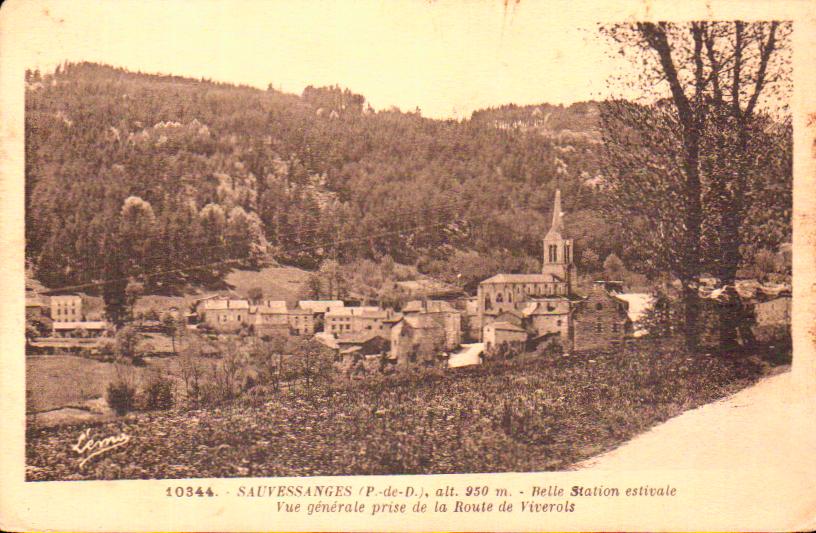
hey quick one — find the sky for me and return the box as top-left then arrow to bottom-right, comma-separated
17,0 -> 626,119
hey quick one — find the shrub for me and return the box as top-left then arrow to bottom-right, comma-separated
106,380 -> 136,415
197,381 -> 230,407
142,373 -> 175,411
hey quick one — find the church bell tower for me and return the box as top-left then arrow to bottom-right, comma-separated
542,189 -> 575,292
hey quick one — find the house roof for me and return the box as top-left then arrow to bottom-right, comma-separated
254,301 -> 288,313
326,306 -> 381,317
480,273 -> 562,284
358,310 -> 390,319
404,314 -> 444,329
340,346 -> 363,355
298,300 -> 344,313
314,332 -> 339,349
49,293 -> 82,300
200,299 -> 250,311
489,321 -> 527,333
402,300 -> 456,313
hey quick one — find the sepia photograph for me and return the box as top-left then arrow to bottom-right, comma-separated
2,2 -> 815,531
17,1 -> 800,484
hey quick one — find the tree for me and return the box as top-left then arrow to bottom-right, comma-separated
289,337 -> 334,394
599,21 -> 791,351
177,334 -> 208,406
247,286 -> 264,304
303,273 -> 323,300
162,312 -> 182,354
603,253 -> 625,280
124,280 -> 144,321
101,239 -> 130,328
581,248 -> 601,273
114,325 -> 141,359
120,196 -> 157,282
318,259 -> 345,300
226,206 -> 268,267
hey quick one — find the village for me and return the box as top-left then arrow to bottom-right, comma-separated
25,190 -> 792,382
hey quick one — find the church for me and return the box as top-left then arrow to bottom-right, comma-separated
476,190 -> 630,353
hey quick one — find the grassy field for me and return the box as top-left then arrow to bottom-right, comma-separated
224,266 -> 310,303
26,356 -> 143,413
26,338 -> 789,480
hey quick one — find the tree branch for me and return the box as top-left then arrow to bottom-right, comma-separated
637,22 -> 693,127
732,21 -> 744,119
703,24 -> 723,105
745,21 -> 779,117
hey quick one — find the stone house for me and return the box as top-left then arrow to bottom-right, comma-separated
389,314 -> 448,367
483,321 -> 528,352
520,297 -> 572,342
324,306 -> 386,335
26,292 -> 48,321
402,299 -> 462,350
197,298 -> 250,332
250,301 -> 290,338
572,281 -> 630,352
287,306 -> 316,336
336,331 -> 391,356
334,332 -> 391,378
458,296 -> 481,341
50,293 -> 83,322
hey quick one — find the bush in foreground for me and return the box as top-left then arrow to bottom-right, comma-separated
106,380 -> 136,416
141,373 -> 175,411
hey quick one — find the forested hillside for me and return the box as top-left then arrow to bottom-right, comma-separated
25,63 -> 611,293
24,62 -> 789,299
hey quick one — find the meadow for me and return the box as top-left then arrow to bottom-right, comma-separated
25,337 -> 788,480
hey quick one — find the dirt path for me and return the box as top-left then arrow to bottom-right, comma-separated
575,370 -> 816,529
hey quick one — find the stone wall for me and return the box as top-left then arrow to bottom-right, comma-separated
573,284 -> 628,352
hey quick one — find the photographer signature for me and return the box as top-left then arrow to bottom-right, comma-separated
71,428 -> 130,468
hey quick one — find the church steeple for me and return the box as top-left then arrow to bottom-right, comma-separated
546,188 -> 564,239
542,189 -> 575,292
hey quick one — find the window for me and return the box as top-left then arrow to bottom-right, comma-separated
557,319 -> 562,327
612,322 -> 619,333
564,244 -> 570,261
596,303 -> 603,311
595,318 -> 603,333
548,244 -> 558,262
496,293 -> 503,303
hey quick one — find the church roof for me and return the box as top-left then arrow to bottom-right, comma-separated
480,273 -> 561,284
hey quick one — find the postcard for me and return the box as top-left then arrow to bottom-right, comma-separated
1,0 -> 815,531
